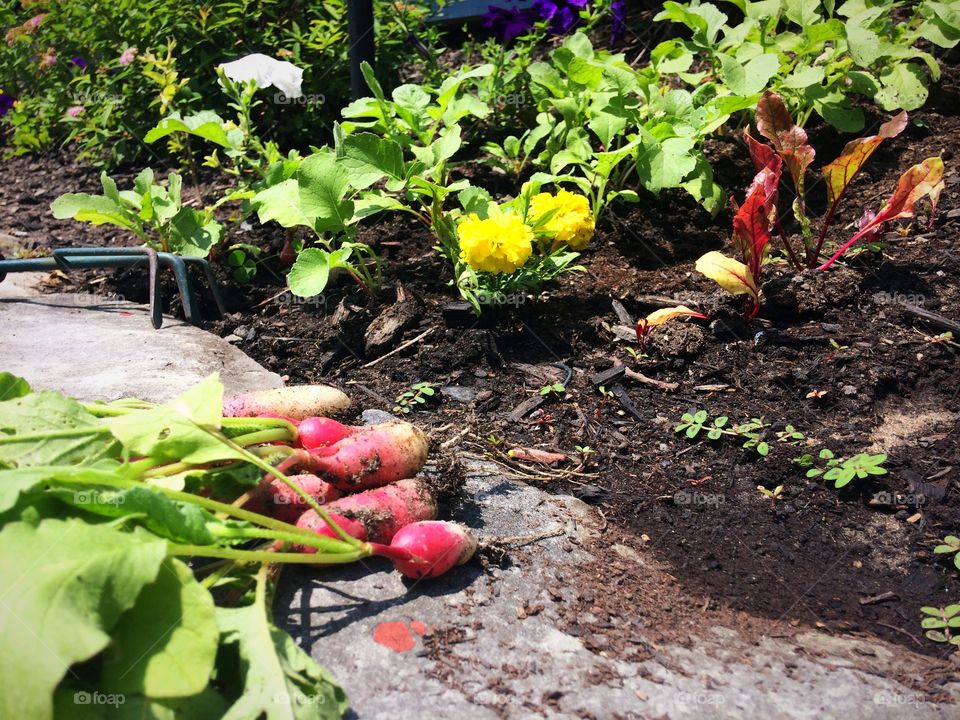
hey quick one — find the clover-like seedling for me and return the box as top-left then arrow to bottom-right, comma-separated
801,450 -> 887,488
393,382 -> 438,414
539,382 -> 566,397
920,605 -> 960,646
824,453 -> 887,489
735,417 -> 770,456
675,411 -> 769,455
776,424 -> 805,446
934,535 -> 960,571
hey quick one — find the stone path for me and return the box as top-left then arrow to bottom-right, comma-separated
2,275 -> 958,719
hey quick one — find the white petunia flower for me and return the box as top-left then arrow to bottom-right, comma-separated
218,53 -> 303,98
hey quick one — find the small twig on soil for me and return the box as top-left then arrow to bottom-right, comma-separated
859,591 -> 898,606
493,528 -> 566,547
363,327 -> 435,368
899,303 -> 960,336
623,367 -> 680,392
874,621 -> 924,648
439,426 -> 472,451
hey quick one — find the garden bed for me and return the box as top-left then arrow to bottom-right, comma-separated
2,48 -> 960,689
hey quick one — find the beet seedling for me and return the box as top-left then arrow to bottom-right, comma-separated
694,92 -> 945,316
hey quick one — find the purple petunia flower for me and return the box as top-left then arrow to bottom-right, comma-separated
481,4 -> 537,42
611,0 -> 627,43
0,91 -> 15,117
71,56 -> 87,69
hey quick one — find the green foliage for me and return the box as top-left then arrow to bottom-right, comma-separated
519,32 -> 740,217
50,169 -> 222,257
393,382 -> 438,414
0,372 -> 357,718
920,604 -> 960,646
0,0 -> 442,165
795,449 -> 888,488
653,0 -> 959,131
934,535 -> 960,570
674,409 -> 770,455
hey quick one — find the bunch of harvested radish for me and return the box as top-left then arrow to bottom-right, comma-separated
218,384 -> 477,580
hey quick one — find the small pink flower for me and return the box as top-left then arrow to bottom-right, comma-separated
66,105 -> 84,118
118,46 -> 138,65
37,46 -> 57,69
28,13 -> 45,28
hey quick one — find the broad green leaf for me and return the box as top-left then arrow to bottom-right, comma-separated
0,519 -> 166,720
458,187 -> 493,217
253,179 -> 313,229
695,251 -> 760,300
0,391 -> 117,467
0,461 -> 125,513
297,153 -> 354,232
102,558 -> 218,697
635,135 -> 697,192
218,602 -> 348,720
144,111 -> 235,149
845,20 -> 884,66
719,53 -> 780,96
287,248 -> 331,298
784,0 -> 821,25
107,374 -> 239,465
875,62 -> 929,111
50,194 -> 137,230
50,484 -> 215,544
338,134 -> 404,190
168,208 -> 220,258
780,65 -> 825,89
0,372 -> 30,401
52,687 -> 227,720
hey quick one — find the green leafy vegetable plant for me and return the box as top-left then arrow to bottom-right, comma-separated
934,535 -> 960,570
50,169 -> 221,257
653,0 -> 959,132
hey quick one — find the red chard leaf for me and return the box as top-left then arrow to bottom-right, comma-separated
755,92 -> 814,192
822,110 -> 907,211
744,129 -> 779,173
733,166 -> 779,279
819,157 -> 944,270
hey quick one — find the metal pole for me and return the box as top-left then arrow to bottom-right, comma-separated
347,0 -> 376,99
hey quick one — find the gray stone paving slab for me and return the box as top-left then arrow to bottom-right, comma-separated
0,292 -> 282,401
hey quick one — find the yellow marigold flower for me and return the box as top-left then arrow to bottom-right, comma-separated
457,210 -> 533,274
529,189 -> 595,250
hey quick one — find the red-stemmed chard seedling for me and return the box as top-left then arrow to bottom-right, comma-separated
696,92 -> 945,316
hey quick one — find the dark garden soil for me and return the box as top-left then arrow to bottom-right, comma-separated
4,54 -> 960,692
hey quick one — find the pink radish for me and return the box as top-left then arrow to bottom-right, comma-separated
295,478 -> 436,546
223,385 -> 351,421
387,521 -> 477,579
297,421 -> 429,492
297,417 -> 356,449
244,474 -> 341,524
296,511 -> 368,547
